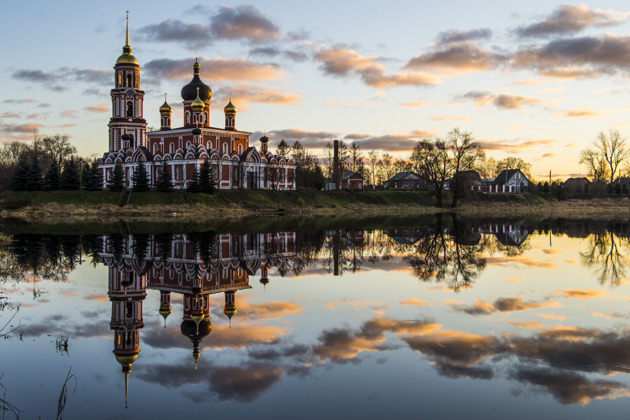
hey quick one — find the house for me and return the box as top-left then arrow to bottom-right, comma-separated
611,177 -> 630,194
447,170 -> 482,192
340,171 -> 364,190
564,177 -> 590,194
489,169 -> 530,193
383,171 -> 430,190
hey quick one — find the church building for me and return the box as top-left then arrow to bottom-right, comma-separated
97,16 -> 296,190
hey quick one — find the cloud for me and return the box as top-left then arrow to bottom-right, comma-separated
406,42 -> 504,75
210,5 -> 281,42
510,34 -> 630,79
11,68 -> 110,91
144,57 -> 284,83
315,46 -> 439,88
0,123 -> 39,133
139,5 -> 280,48
454,297 -> 560,315
216,85 -> 300,108
559,108 -> 603,118
342,130 -> 436,151
436,28 -> 492,44
461,91 -> 551,110
515,5 -> 630,38
399,101 -> 432,108
86,104 -> 109,113
400,297 -> 433,306
476,138 -> 555,153
264,128 -> 339,146
0,112 -> 19,119
249,46 -> 309,62
428,115 -> 471,122
138,20 -> 212,48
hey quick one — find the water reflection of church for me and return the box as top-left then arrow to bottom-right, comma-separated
95,232 -> 295,405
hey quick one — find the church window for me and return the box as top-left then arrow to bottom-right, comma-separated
126,74 -> 132,87
125,301 -> 133,318
126,101 -> 133,117
186,111 -> 190,125
204,112 -> 208,124
186,141 -> 191,148
175,165 -> 183,181
169,143 -> 174,154
207,141 -> 211,149
153,143 -> 158,154
237,144 -> 243,154
222,143 -> 228,155
118,74 -> 122,87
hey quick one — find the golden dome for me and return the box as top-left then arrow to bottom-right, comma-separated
116,52 -> 139,66
224,99 -> 237,114
223,307 -> 237,319
159,94 -> 172,113
115,353 -> 139,368
191,87 -> 205,110
115,14 -> 139,66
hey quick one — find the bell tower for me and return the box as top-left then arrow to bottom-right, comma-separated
108,12 -> 147,152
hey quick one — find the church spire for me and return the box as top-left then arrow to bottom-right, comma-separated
125,11 -> 130,48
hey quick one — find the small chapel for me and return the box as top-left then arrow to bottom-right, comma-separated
97,16 -> 296,190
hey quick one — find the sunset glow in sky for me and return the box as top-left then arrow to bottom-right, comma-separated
3,1 -> 630,180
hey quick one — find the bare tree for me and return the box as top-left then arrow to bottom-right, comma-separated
581,129 -> 629,184
580,149 -> 610,181
411,139 -> 451,207
367,150 -> 380,186
448,128 -> 481,207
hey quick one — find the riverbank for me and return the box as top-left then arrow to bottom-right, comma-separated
0,190 -> 628,223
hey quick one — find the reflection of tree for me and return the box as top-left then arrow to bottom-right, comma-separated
405,216 -> 486,291
580,232 -> 626,286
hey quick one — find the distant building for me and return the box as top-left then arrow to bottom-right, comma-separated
489,169 -> 530,193
383,171 -> 429,190
564,177 -> 590,194
340,171 -> 364,190
611,177 -> 630,193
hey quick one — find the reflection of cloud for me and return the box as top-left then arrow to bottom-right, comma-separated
559,108 -> 603,118
510,367 -> 628,405
314,317 -> 440,363
84,293 -> 109,303
508,321 -> 545,329
484,256 -> 556,268
558,289 -> 606,300
400,298 -> 433,306
538,313 -> 566,320
454,297 -> 560,315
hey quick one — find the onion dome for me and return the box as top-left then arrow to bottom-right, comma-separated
115,353 -> 139,370
224,306 -> 237,320
224,98 -> 237,114
181,318 -> 211,370
159,307 -> 171,328
191,87 -> 205,110
121,133 -> 131,142
116,14 -> 139,66
259,134 -> 270,143
192,127 -> 202,136
181,58 -> 212,101
159,94 -> 171,114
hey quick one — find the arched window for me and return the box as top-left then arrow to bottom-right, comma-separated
237,144 -> 243,154
126,74 -> 132,87
222,143 -> 228,155
126,101 -> 133,117
118,74 -> 122,86
153,143 -> 158,154
186,141 -> 191,148
207,141 -> 211,149
186,111 -> 190,125
169,143 -> 174,154
204,112 -> 208,124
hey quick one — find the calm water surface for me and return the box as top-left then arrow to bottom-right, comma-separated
1,217 -> 629,419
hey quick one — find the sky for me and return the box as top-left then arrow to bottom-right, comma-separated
3,1 -> 630,180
